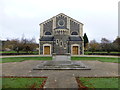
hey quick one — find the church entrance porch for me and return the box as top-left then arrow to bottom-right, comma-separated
71,44 -> 80,55
44,46 -> 50,55
72,46 -> 78,55
43,44 -> 51,55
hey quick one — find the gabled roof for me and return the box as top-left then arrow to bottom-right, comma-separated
40,36 -> 54,41
39,13 -> 83,25
69,36 -> 83,41
40,36 -> 83,41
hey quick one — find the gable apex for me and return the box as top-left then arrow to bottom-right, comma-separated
56,13 -> 83,25
39,13 -> 83,25
55,13 -> 67,17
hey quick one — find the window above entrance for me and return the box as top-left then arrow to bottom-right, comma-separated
71,32 -> 78,35
45,32 -> 51,35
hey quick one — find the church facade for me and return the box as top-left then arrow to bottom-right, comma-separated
39,13 -> 84,55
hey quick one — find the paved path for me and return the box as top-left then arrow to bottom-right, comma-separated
1,55 -> 119,88
1,55 -> 119,58
44,55 -> 78,88
53,55 -> 71,61
44,74 -> 78,88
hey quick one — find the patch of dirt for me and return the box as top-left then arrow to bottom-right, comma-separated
40,79 -> 47,88
1,76 -> 47,78
2,76 -> 48,89
76,77 -> 88,89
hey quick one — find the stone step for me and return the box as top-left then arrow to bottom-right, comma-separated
33,61 -> 91,70
33,67 -> 91,70
53,55 -> 71,61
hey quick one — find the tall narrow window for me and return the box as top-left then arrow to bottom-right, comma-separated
56,39 -> 59,45
60,41 -> 63,47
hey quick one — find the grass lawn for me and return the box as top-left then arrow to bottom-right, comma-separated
71,57 -> 119,63
1,57 -> 52,63
0,51 -> 38,54
2,77 -> 46,88
84,51 -> 120,55
79,77 -> 119,88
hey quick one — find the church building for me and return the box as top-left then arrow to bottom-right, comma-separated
39,13 -> 84,55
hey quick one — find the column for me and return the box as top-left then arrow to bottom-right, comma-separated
82,42 -> 84,55
79,24 -> 81,36
40,24 -> 43,37
39,41 -> 40,55
53,17 -> 56,35
67,17 -> 70,35
80,24 -> 83,36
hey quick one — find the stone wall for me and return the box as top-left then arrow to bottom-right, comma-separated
70,20 -> 79,35
43,20 -> 53,35
69,41 -> 83,54
39,13 -> 84,55
53,35 -> 69,54
40,41 -> 53,54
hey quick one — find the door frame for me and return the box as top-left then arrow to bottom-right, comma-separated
43,44 -> 51,55
71,44 -> 80,55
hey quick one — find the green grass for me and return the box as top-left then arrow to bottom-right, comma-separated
84,51 -> 120,55
0,51 -> 17,53
0,51 -> 38,53
2,77 -> 46,88
1,57 -> 52,63
79,77 -> 119,88
71,57 -> 119,63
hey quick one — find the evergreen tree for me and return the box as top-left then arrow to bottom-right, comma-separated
83,33 -> 89,50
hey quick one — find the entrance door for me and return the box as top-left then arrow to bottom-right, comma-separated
44,46 -> 50,55
72,46 -> 78,55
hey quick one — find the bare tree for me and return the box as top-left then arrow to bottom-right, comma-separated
20,37 -> 38,53
100,38 -> 112,53
2,36 -> 38,54
88,40 -> 99,53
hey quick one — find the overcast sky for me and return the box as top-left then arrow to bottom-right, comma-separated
0,0 -> 119,43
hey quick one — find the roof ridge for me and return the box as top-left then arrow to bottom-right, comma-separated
39,13 -> 83,25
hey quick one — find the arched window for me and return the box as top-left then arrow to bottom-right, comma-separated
71,32 -> 78,35
45,32 -> 51,35
60,41 -> 63,47
56,39 -> 59,45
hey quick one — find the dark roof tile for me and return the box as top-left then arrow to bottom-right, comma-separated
40,36 -> 54,41
69,36 -> 83,41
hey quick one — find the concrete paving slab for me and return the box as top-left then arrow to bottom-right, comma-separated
1,58 -> 119,88
44,76 -> 78,88
2,61 -> 119,77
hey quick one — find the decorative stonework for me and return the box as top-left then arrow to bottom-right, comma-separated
39,13 -> 84,55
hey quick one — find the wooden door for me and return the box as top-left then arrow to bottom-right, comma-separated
72,46 -> 78,55
44,46 -> 50,55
